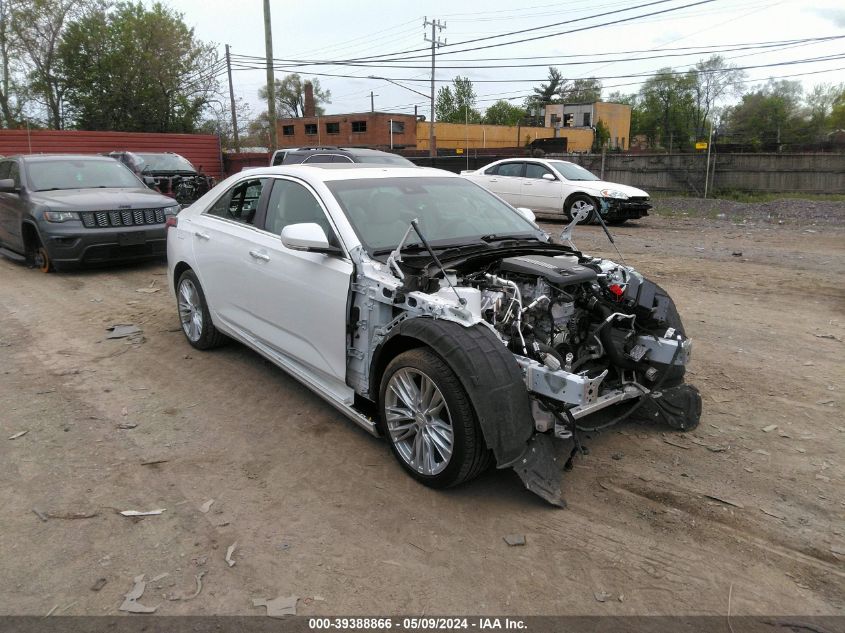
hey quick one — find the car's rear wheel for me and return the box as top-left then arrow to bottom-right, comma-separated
565,194 -> 597,224
176,270 -> 226,350
379,348 -> 491,489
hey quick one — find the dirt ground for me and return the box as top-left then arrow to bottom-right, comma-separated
1,206 -> 843,617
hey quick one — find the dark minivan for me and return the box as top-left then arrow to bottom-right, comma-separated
0,154 -> 181,272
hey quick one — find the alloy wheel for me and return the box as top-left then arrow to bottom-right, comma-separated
384,368 -> 454,476
178,278 -> 203,342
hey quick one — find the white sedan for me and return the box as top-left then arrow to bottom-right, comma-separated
166,164 -> 699,506
461,158 -> 651,224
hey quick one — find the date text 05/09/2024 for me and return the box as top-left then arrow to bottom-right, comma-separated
308,618 -> 527,630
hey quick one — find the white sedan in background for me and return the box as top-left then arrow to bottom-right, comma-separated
461,158 -> 651,224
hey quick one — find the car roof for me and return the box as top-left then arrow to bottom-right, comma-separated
241,164 -> 452,182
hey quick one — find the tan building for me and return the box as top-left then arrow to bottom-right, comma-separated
544,102 -> 632,151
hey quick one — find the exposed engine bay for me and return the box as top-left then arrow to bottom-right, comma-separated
345,210 -> 702,506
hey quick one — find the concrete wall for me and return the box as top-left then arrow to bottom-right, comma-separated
0,129 -> 223,180
562,152 -> 845,194
276,112 -> 418,149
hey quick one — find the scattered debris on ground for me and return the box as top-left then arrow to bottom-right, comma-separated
119,509 -> 166,517
118,574 -> 157,614
106,324 -> 142,339
90,578 -> 107,592
165,570 -> 206,601
199,499 -> 214,513
252,595 -> 298,617
225,542 -> 238,567
503,534 -> 526,546
8,430 -> 28,440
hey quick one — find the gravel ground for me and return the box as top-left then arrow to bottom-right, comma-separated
651,196 -> 845,226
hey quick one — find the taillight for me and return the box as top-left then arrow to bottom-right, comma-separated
165,216 -> 178,230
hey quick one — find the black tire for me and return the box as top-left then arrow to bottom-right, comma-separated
564,193 -> 597,224
176,269 -> 226,350
379,348 -> 491,489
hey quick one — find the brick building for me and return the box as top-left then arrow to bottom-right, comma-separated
275,111 -> 418,149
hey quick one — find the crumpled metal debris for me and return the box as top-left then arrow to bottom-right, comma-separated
252,596 -> 298,617
225,542 -> 237,567
118,574 -> 157,613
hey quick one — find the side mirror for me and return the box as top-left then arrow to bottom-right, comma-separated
281,222 -> 341,254
541,173 -> 556,181
143,176 -> 156,188
0,178 -> 17,193
516,207 -> 536,223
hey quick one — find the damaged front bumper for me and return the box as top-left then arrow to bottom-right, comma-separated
599,196 -> 651,221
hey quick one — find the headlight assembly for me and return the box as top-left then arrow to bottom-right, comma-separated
162,204 -> 182,216
43,211 -> 79,223
600,189 -> 629,200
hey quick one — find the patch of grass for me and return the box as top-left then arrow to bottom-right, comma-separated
651,190 -> 845,203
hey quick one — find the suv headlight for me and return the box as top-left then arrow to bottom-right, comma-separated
600,189 -> 629,200
162,204 -> 181,216
43,211 -> 79,223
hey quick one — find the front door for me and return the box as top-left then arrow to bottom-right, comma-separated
246,177 -> 352,386
521,162 -> 563,213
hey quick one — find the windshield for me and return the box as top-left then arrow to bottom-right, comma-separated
135,153 -> 196,172
27,159 -> 143,191
326,176 -> 542,253
355,154 -> 415,166
547,160 -> 600,181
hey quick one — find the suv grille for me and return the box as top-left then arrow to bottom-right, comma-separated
80,208 -> 166,228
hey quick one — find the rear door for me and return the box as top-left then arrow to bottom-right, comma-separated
0,160 -> 27,252
484,161 -> 524,205
190,177 -> 270,328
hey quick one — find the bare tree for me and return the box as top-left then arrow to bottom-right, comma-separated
687,55 -> 746,138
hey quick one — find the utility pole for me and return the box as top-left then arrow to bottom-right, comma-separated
263,0 -> 277,151
225,44 -> 240,152
370,91 -> 374,113
703,122 -> 714,199
424,17 -> 445,158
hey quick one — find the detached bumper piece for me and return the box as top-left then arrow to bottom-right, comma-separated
512,433 -> 566,507
631,383 -> 702,430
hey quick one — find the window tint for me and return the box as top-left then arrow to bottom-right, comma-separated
264,179 -> 337,246
525,163 -> 553,180
207,178 -> 267,225
497,162 -> 523,178
272,151 -> 286,166
302,154 -> 336,164
0,161 -> 10,180
483,164 -> 498,176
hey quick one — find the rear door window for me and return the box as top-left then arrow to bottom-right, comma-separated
497,162 -> 524,178
206,178 -> 268,225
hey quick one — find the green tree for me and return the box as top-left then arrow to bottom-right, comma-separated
592,119 -> 610,151
57,1 -> 219,132
560,78 -> 602,103
686,55 -> 745,139
722,80 -> 804,148
637,68 -> 696,150
259,73 -> 331,118
830,88 -> 845,129
524,66 -> 564,111
481,100 -> 525,126
435,76 -> 480,123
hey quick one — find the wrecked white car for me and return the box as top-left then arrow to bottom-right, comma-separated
166,165 -> 701,506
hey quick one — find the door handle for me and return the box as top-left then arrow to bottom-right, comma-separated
249,250 -> 270,262
195,231 -> 210,240
489,178 -> 498,182
523,182 -> 533,186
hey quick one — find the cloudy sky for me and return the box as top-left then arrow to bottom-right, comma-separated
153,0 -> 845,118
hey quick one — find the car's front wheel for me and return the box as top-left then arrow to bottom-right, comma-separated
176,270 -> 226,350
565,194 -> 597,224
379,348 -> 491,488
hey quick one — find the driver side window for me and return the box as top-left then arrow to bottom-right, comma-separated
207,178 -> 267,225
497,162 -> 524,178
525,163 -> 553,180
264,179 -> 339,247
